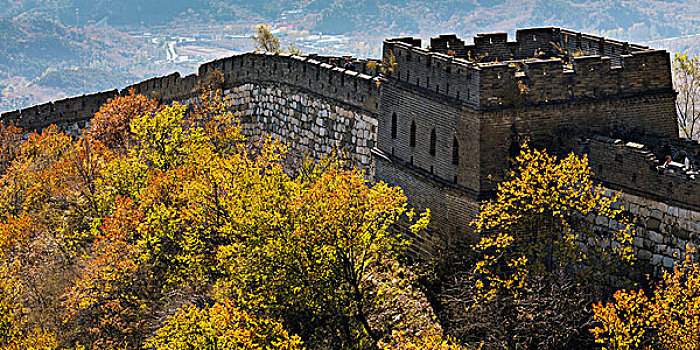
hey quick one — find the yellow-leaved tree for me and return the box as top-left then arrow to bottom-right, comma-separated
471,142 -> 636,301
145,300 -> 304,350
26,88 -> 441,350
439,142 -> 638,350
591,248 -> 700,350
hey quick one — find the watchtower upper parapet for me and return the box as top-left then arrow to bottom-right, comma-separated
382,27 -> 674,111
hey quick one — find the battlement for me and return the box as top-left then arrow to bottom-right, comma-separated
1,52 -> 382,130
585,135 -> 700,211
383,27 -> 673,111
427,27 -> 648,63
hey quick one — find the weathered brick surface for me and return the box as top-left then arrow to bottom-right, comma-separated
375,153 -> 481,245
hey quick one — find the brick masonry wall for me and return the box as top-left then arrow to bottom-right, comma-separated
377,81 -> 480,191
477,94 -> 679,192
375,154 -> 481,248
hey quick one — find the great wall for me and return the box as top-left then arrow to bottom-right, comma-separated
1,27 -> 698,275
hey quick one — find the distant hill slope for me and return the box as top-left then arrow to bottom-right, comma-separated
0,0 -> 697,112
310,0 -> 699,41
0,18 -> 84,79
1,0 -> 697,41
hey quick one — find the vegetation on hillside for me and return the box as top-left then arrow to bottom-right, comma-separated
430,143 -> 640,350
591,249 -> 700,350
2,0 -> 697,40
0,90 -> 466,350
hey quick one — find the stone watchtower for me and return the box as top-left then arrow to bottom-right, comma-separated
373,27 -> 679,242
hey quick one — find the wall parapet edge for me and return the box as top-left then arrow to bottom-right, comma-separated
1,52 -> 381,131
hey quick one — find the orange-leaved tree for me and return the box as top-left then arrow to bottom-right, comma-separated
53,89 -> 437,350
88,89 -> 160,151
591,247 -> 700,350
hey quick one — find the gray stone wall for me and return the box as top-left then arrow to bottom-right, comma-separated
224,83 -> 377,176
590,189 -> 700,275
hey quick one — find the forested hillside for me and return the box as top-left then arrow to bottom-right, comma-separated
2,0 -> 698,38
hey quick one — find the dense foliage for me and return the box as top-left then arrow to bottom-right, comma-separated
0,90 -> 697,349
0,91 -> 467,350
592,249 -> 700,350
434,142 -> 640,350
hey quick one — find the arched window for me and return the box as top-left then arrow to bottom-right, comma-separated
452,137 -> 459,165
410,121 -> 416,147
429,128 -> 436,156
391,113 -> 397,139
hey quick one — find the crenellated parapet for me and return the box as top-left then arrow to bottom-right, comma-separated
1,52 -> 382,132
585,135 -> 699,212
383,27 -> 674,113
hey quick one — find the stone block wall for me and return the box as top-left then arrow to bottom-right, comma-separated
0,90 -> 117,132
383,39 -> 481,107
428,28 -> 647,64
611,190 -> 700,273
223,83 -> 377,176
377,81 -> 480,191
477,49 -> 674,113
383,28 -> 674,127
382,29 -> 678,196
1,52 -> 381,131
578,136 -> 700,272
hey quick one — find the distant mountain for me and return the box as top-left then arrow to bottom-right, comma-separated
1,0 -> 697,113
309,0 -> 699,40
0,18 -> 86,79
0,0 -> 697,40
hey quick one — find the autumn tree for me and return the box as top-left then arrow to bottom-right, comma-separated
88,89 -> 160,151
673,51 -> 700,140
379,329 -> 471,350
252,24 -> 281,53
438,142 -> 637,350
0,122 -> 116,349
591,247 -> 700,350
12,89 -> 435,350
251,24 -> 301,55
145,300 -> 304,350
214,165 -> 431,349
0,122 -> 22,174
